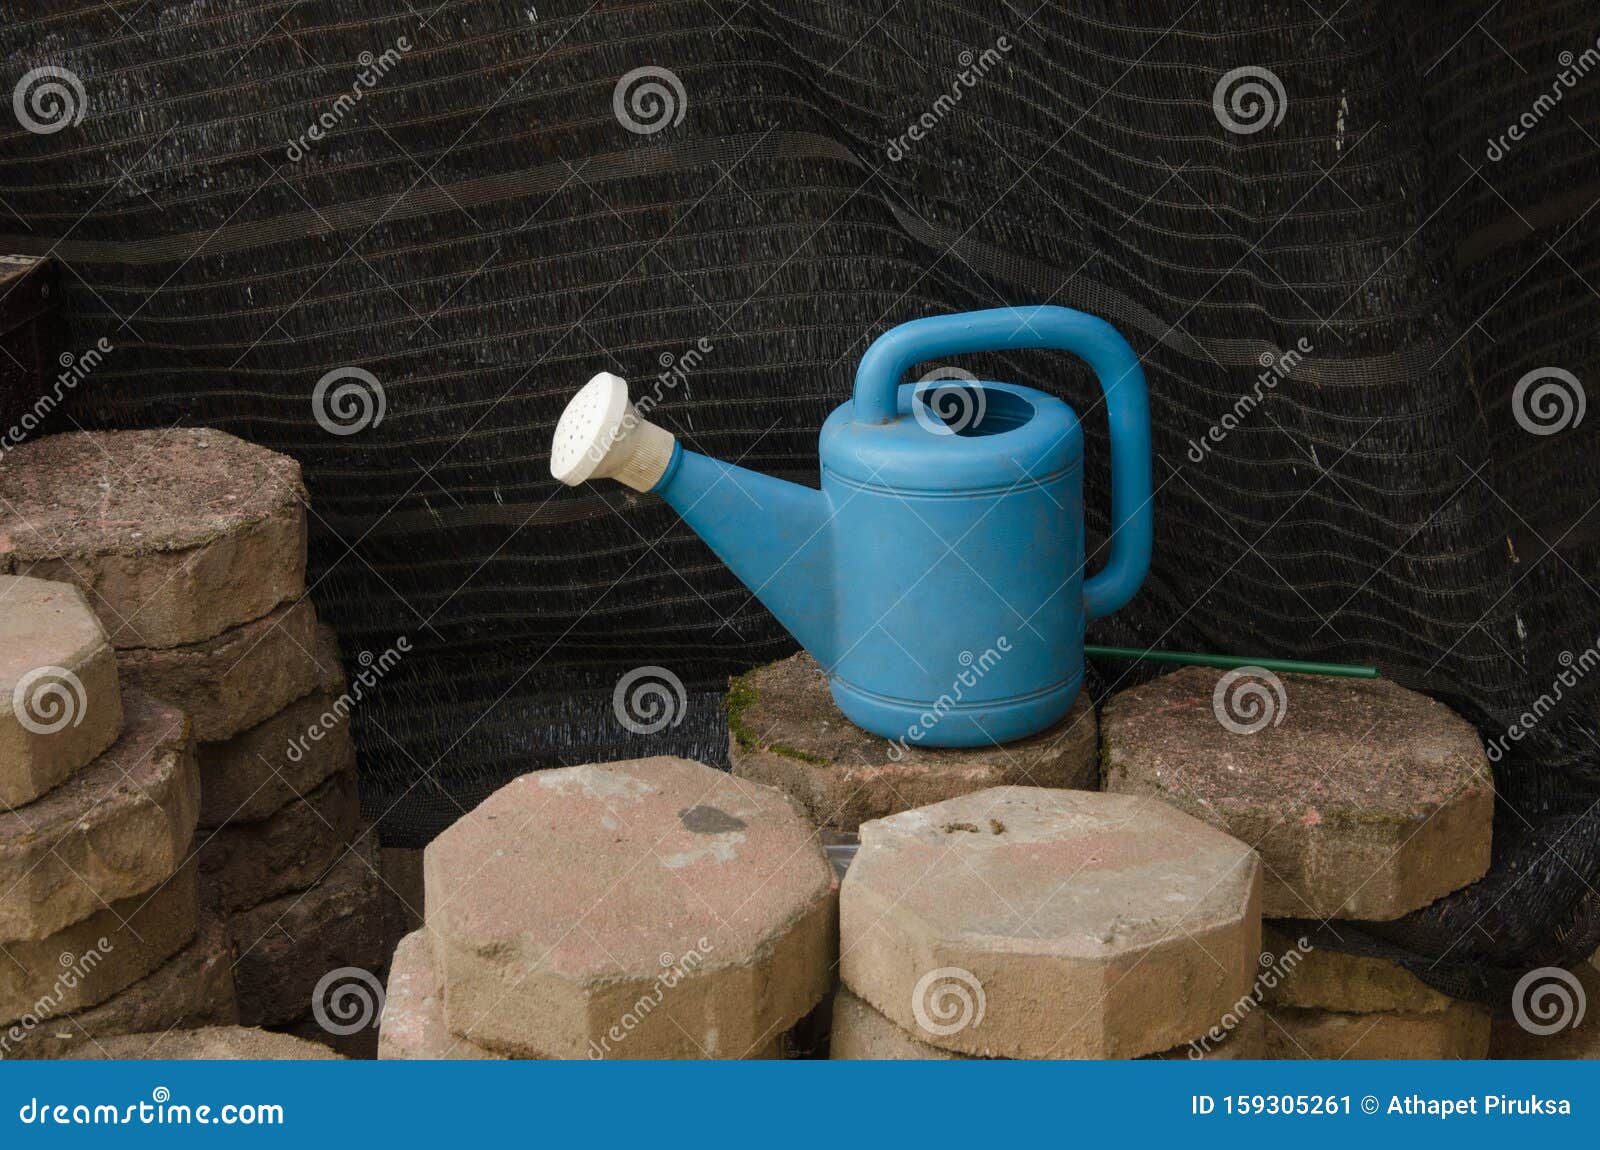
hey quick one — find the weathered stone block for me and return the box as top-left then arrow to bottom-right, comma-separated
0,692 -> 197,941
116,598 -> 325,741
729,651 -> 1098,833
426,757 -> 836,1059
81,1025 -> 342,1060
196,625 -> 353,827
840,786 -> 1261,1059
0,428 -> 306,649
1101,667 -> 1493,920
198,767 -> 362,911
229,841 -> 384,1027
1,906 -> 235,1060
0,861 -> 197,1027
0,576 -> 123,807
1263,1001 -> 1490,1059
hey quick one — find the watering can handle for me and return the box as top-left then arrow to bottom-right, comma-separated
852,306 -> 1153,620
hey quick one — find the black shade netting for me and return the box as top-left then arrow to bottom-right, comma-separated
3,0 -> 1598,1004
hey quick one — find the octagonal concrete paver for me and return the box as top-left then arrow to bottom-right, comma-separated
840,786 -> 1261,1059
0,428 -> 306,649
1101,667 -> 1494,920
0,575 -> 123,808
729,651 -> 1098,833
0,691 -> 197,942
425,756 -> 836,1059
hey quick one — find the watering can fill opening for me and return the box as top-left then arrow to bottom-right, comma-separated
550,306 -> 1154,748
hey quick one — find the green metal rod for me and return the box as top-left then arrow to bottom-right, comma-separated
1084,645 -> 1379,679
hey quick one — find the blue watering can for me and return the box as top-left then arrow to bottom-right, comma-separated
550,306 -> 1153,747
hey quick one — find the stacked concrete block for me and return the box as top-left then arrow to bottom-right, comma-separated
1102,667 -> 1497,1058
0,429 -> 382,1056
830,986 -> 1266,1060
0,574 -> 209,1058
837,787 -> 1262,1059
727,651 -> 1098,833
381,756 -> 836,1060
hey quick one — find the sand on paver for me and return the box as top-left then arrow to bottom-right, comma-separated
0,428 -> 306,649
80,1025 -> 342,1060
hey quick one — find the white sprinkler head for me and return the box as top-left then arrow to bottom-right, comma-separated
549,372 -> 677,493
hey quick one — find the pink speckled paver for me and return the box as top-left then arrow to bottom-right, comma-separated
424,756 -> 836,1059
840,786 -> 1261,1060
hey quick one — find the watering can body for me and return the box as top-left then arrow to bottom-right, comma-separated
551,306 -> 1153,748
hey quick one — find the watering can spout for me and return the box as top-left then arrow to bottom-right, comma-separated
550,372 -> 837,666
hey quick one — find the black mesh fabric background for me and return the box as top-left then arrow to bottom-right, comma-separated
3,0 -> 1598,1000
